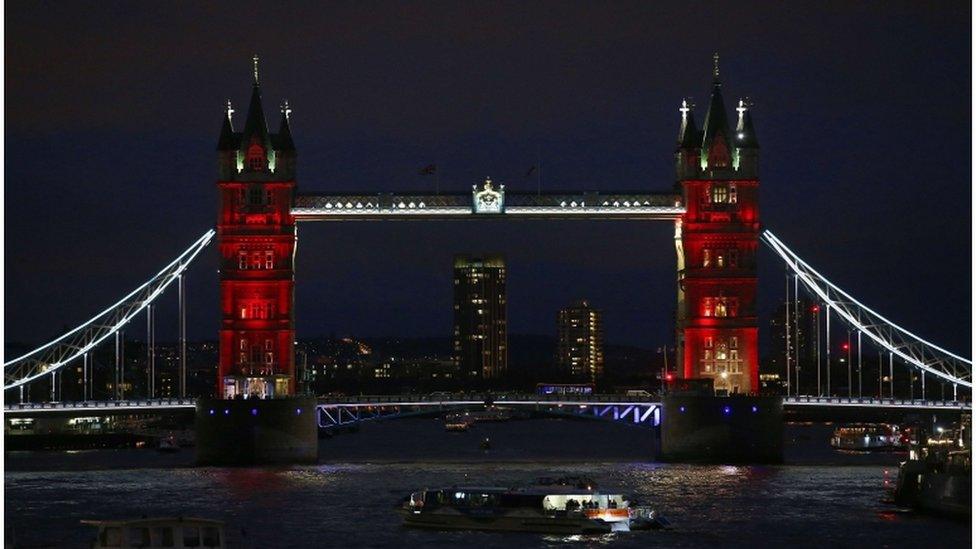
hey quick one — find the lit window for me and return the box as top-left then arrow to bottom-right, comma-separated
265,250 -> 274,269
238,250 -> 248,269
729,183 -> 737,204
715,300 -> 727,317
730,350 -> 739,361
702,249 -> 711,268
265,339 -> 273,351
704,337 -> 713,348
265,352 -> 274,365
702,298 -> 713,317
711,184 -> 728,204
730,336 -> 738,349
716,253 -> 725,268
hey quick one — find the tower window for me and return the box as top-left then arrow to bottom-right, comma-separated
702,249 -> 711,268
238,250 -> 248,269
729,183 -> 738,204
711,185 -> 728,204
265,250 -> 274,269
246,143 -> 265,171
730,336 -> 738,349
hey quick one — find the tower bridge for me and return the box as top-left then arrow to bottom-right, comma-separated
4,57 -> 971,463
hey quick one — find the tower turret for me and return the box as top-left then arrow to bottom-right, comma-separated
700,54 -> 733,175
734,98 -> 759,177
675,98 -> 700,181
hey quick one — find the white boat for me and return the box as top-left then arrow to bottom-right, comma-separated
830,424 -> 901,450
83,517 -> 225,549
399,485 -> 664,534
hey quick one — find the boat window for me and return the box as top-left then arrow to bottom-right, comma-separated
126,527 -> 151,548
100,527 -> 123,547
183,526 -> 201,548
152,526 -> 175,547
202,526 -> 221,547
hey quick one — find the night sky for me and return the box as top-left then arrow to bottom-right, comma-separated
4,2 -> 971,357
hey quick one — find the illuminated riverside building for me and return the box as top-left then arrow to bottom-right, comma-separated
675,55 -> 761,394
216,57 -> 297,399
453,255 -> 507,380
557,300 -> 605,383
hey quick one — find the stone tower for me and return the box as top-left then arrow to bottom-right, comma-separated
675,55 -> 761,394
215,57 -> 298,399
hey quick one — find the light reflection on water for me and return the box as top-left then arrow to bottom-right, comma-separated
5,420 -> 970,548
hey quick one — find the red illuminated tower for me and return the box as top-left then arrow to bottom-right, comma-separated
216,57 -> 297,398
675,55 -> 760,394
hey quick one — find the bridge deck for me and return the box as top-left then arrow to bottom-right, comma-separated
292,191 -> 683,221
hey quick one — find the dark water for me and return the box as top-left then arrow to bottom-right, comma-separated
5,419 -> 971,548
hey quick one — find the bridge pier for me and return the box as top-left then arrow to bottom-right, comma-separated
195,397 -> 317,465
659,394 -> 783,464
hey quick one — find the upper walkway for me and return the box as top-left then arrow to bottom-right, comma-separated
292,190 -> 683,221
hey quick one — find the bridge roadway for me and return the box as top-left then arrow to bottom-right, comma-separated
3,394 -> 969,420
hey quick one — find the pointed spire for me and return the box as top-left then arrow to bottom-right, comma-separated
735,98 -> 759,148
700,54 -> 730,153
276,100 -> 296,151
712,52 -> 720,82
217,99 -> 237,150
677,98 -> 699,149
241,57 -> 271,151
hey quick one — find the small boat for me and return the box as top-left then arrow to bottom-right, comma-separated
444,412 -> 472,432
399,486 -> 660,534
157,435 -> 180,453
83,517 -> 225,548
831,424 -> 901,450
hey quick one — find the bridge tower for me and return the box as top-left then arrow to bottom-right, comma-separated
215,58 -> 298,399
674,55 -> 760,394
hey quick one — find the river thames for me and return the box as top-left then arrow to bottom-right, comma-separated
5,419 -> 970,547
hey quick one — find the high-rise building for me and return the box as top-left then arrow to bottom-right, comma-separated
557,300 -> 604,383
453,255 -> 507,380
675,56 -> 761,395
769,296 -> 819,394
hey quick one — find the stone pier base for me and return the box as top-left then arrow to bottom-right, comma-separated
659,395 -> 782,463
195,397 -> 317,465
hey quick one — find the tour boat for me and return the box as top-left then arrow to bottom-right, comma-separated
398,485 -> 664,534
444,412 -> 472,432
83,517 -> 225,549
830,424 -> 901,450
